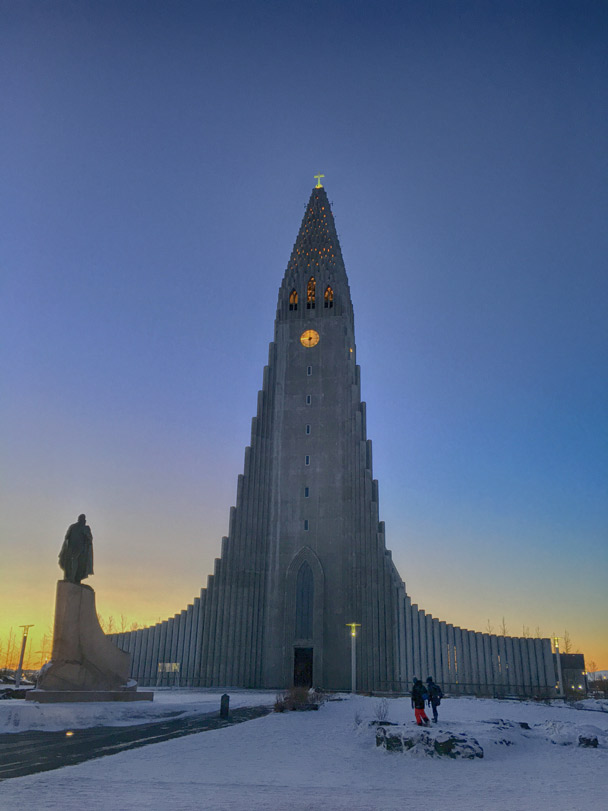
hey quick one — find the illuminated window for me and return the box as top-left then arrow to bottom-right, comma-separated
324,286 -> 334,308
289,290 -> 298,311
307,277 -> 316,309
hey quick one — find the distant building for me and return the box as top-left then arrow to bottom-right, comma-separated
111,183 -> 558,697
557,653 -> 587,697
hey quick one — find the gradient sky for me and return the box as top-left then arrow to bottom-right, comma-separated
1,1 -> 607,670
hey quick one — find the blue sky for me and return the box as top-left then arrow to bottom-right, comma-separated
1,0 -> 606,666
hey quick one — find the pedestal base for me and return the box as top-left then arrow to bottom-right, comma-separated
25,689 -> 154,703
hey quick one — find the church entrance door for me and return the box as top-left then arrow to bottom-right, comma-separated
293,647 -> 313,687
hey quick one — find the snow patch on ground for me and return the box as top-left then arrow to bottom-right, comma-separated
0,688 -> 275,733
1,693 -> 607,810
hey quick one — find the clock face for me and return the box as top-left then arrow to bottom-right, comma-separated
300,329 -> 320,348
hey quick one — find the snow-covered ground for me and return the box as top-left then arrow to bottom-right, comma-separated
1,691 -> 607,810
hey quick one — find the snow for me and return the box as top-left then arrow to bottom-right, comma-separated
0,688 -> 275,734
1,691 -> 607,810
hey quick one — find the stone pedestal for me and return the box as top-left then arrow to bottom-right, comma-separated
28,580 -> 152,702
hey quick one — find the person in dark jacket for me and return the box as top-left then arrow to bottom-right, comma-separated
411,678 -> 430,725
426,676 -> 443,723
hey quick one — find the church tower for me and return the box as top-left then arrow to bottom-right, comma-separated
112,182 -> 557,698
198,181 -> 400,691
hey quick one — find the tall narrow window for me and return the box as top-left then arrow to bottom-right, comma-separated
304,487 -> 309,498
305,455 -> 310,465
307,277 -> 316,309
304,519 -> 309,531
307,366 -> 312,376
295,562 -> 314,639
289,290 -> 298,311
306,394 -> 312,405
305,424 -> 311,435
324,285 -> 334,308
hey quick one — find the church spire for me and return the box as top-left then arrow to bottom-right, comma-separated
278,183 -> 353,326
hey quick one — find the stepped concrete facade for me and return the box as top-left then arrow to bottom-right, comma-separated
110,184 -> 557,697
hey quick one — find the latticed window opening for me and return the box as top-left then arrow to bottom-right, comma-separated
307,277 -> 316,309
324,286 -> 334,308
289,290 -> 298,311
295,561 -> 314,639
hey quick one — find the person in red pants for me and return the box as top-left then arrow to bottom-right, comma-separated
411,678 -> 430,725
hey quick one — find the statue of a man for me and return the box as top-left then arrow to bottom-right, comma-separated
59,514 -> 94,584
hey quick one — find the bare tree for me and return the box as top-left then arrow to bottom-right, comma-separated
499,617 -> 509,636
119,614 -> 128,633
3,628 -> 16,670
485,619 -> 494,635
534,626 -> 543,639
521,625 -> 530,638
562,629 -> 573,653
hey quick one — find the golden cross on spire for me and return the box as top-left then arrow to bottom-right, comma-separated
314,173 -> 325,188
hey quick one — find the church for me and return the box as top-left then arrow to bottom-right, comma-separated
110,181 -> 557,697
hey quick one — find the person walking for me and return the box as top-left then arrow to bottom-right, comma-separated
426,676 -> 443,723
411,678 -> 430,726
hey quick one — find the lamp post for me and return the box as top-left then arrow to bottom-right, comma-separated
553,635 -> 564,698
14,625 -> 34,688
346,623 -> 361,693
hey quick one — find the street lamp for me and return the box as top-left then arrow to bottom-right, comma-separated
14,625 -> 34,688
553,635 -> 564,698
346,623 -> 361,693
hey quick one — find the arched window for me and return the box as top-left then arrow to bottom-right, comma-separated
324,286 -> 334,308
289,289 -> 298,311
307,277 -> 316,309
295,561 -> 314,639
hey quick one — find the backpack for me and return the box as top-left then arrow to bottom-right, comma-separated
428,683 -> 442,703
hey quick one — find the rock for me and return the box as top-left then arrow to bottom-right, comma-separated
434,732 -> 484,759
376,726 -> 483,758
578,735 -> 598,748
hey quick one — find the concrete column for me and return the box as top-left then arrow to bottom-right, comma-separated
504,636 -> 516,692
511,637 -> 524,694
170,614 -> 180,685
447,624 -> 455,691
432,618 -> 442,685
411,604 -> 421,681
193,590 -> 206,687
497,635 -> 508,697
467,631 -> 479,694
143,627 -> 153,685
403,594 -> 413,687
475,632 -> 486,693
418,610 -> 428,680
439,622 -> 449,688
527,638 -> 540,692
461,629 -> 471,693
425,613 -> 434,680
155,622 -> 167,686
540,638 -> 556,697
454,627 -> 464,693
132,629 -> 144,682
520,635 -> 532,695
481,634 -> 493,693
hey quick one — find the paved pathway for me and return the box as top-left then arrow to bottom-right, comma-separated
0,705 -> 271,780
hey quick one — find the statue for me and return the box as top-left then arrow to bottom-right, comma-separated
59,513 -> 94,584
